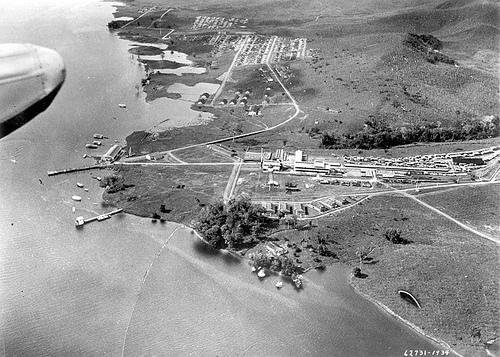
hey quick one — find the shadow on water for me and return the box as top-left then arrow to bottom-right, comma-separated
192,239 -> 221,257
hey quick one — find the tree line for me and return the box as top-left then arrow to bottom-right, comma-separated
321,117 -> 499,150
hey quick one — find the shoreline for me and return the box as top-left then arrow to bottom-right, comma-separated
154,215 -> 466,356
348,276 -> 465,357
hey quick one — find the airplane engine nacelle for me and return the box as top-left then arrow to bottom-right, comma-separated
0,43 -> 65,138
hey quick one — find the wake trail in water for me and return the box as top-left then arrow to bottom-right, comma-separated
120,226 -> 181,357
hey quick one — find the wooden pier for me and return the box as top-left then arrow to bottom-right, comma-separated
47,164 -> 109,176
75,208 -> 123,228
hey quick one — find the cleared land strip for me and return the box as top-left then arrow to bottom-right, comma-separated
223,159 -> 243,203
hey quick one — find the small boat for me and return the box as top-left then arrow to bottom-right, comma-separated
71,195 -> 82,201
85,144 -> 98,149
84,188 -> 89,192
92,140 -> 102,146
82,154 -> 88,159
72,207 -> 76,213
76,182 -> 84,188
251,266 -> 256,272
93,134 -> 104,139
96,176 -> 102,181
275,281 -> 283,289
257,269 -> 266,278
118,103 -> 126,108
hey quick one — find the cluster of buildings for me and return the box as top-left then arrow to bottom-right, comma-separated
244,147 -> 499,182
245,149 -> 341,175
270,37 -> 307,63
208,33 -> 242,53
196,92 -> 211,106
236,35 -> 276,66
217,85 -> 266,110
341,146 -> 499,174
233,35 -> 307,67
274,64 -> 292,80
191,16 -> 248,30
256,195 -> 363,218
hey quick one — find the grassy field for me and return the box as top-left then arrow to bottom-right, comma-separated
218,65 -> 291,106
270,194 -> 498,356
236,167 -> 374,201
173,145 -> 235,163
418,183 -> 500,238
103,164 -> 232,223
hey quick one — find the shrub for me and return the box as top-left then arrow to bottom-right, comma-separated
385,228 -> 411,244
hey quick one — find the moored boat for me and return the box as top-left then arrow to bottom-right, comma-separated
71,195 -> 82,201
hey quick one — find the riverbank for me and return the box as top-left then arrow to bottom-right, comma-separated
256,194 -> 498,357
349,278 -> 462,357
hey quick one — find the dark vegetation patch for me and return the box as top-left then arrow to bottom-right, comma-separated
321,115 -> 499,150
141,59 -> 186,70
194,196 -> 270,249
128,45 -> 164,56
404,33 -> 456,65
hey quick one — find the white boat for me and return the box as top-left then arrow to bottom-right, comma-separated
84,188 -> 89,192
71,195 -> 82,201
76,182 -> 84,188
257,269 -> 266,278
93,133 -> 104,139
92,140 -> 102,146
275,281 -> 283,289
85,144 -> 98,149
72,207 -> 75,213
118,103 -> 126,108
251,266 -> 256,272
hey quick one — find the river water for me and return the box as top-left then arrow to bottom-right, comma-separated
0,1 -> 440,356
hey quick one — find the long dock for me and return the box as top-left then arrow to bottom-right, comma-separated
75,208 -> 123,228
47,164 -> 108,176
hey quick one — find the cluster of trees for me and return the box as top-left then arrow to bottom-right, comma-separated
249,250 -> 303,287
100,174 -> 126,193
195,197 -> 268,249
404,33 -> 455,65
385,228 -> 411,245
321,117 -> 499,150
249,250 -> 300,277
405,33 -> 443,52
